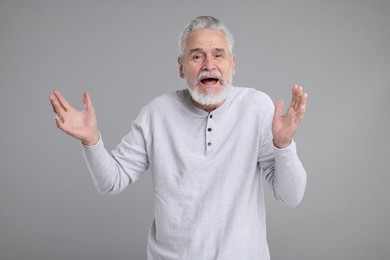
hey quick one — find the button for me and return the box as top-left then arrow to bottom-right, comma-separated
208,128 -> 212,132
207,142 -> 211,146
209,114 -> 213,119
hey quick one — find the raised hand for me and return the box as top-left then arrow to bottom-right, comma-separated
49,90 -> 99,146
272,85 -> 308,149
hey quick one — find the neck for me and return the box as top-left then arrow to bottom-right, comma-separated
191,98 -> 225,112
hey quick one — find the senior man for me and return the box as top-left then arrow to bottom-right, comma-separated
50,16 -> 308,260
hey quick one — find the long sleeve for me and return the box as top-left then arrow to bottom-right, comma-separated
256,93 -> 307,207
82,117 -> 150,195
261,138 -> 307,207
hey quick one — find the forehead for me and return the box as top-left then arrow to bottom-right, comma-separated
185,29 -> 229,52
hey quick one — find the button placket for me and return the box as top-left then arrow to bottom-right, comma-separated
206,113 -> 213,151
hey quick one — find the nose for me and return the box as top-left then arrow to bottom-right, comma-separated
201,56 -> 216,71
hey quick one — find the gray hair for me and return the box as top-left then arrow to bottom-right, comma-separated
178,16 -> 234,58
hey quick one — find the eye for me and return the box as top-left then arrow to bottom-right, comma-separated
214,53 -> 224,59
192,54 -> 203,61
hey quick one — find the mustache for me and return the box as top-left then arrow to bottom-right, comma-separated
195,70 -> 224,84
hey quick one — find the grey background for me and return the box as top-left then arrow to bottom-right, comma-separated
1,0 -> 389,259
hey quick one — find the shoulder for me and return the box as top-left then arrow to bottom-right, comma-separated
135,90 -> 186,123
141,90 -> 185,113
148,90 -> 181,105
231,86 -> 274,111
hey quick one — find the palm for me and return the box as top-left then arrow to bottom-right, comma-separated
49,90 -> 99,145
62,106 -> 96,139
272,85 -> 308,149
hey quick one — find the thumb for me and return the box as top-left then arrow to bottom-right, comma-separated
83,92 -> 94,111
274,99 -> 284,118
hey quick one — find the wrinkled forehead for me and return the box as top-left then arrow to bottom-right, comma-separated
184,29 -> 230,55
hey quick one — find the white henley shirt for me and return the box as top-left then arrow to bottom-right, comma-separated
82,86 -> 307,260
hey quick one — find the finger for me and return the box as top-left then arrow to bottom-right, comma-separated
289,85 -> 299,111
54,101 -> 66,123
290,85 -> 304,112
294,89 -> 307,112
49,95 -> 57,113
294,93 -> 308,125
274,99 -> 284,118
82,92 -> 94,112
49,95 -> 65,121
53,90 -> 70,112
292,85 -> 304,111
54,114 -> 65,130
298,92 -> 308,117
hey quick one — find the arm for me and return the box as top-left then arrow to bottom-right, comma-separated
81,127 -> 149,195
260,85 -> 308,206
49,90 -> 148,194
262,139 -> 307,207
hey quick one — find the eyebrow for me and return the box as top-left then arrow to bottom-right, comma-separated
214,48 -> 226,53
189,48 -> 204,54
189,48 -> 226,54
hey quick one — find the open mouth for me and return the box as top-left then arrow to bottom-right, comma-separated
200,77 -> 219,85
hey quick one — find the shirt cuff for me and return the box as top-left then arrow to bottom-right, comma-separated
273,139 -> 296,153
81,131 -> 102,150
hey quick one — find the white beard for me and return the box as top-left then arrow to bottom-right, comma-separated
187,83 -> 231,106
185,70 -> 233,106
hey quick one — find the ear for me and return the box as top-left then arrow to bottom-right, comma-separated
178,57 -> 184,78
231,54 -> 236,75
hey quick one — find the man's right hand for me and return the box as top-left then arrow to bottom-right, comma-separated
49,90 -> 99,146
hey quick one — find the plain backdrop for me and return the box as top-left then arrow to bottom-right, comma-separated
1,0 -> 389,259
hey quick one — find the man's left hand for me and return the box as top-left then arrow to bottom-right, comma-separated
272,85 -> 308,149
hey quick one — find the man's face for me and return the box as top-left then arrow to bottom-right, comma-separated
178,29 -> 236,106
